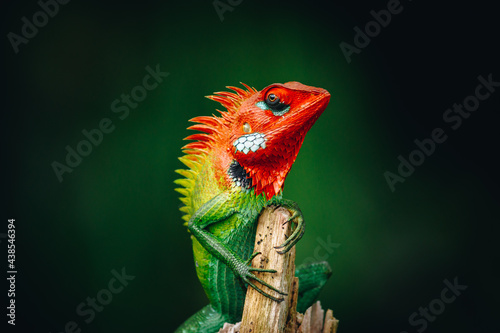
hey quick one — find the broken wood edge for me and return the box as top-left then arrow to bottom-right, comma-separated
220,301 -> 339,333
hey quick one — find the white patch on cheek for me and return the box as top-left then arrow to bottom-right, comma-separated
233,132 -> 267,155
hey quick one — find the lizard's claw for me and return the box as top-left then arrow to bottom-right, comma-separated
245,251 -> 262,265
275,213 -> 304,254
274,200 -> 305,254
240,252 -> 287,302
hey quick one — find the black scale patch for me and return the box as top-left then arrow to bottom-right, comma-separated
228,160 -> 252,189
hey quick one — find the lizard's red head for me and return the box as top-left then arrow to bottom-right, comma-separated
183,82 -> 330,200
230,82 -> 330,198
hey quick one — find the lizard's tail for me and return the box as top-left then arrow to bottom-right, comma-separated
296,261 -> 332,313
174,304 -> 229,333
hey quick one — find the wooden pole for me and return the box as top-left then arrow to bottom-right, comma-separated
219,207 -> 339,333
240,206 -> 296,333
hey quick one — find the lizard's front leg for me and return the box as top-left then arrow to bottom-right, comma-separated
188,192 -> 287,302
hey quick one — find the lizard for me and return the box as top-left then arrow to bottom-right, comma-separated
174,82 -> 332,333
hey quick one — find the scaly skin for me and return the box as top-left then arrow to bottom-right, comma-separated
175,82 -> 331,332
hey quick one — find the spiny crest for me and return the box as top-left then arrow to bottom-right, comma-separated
206,83 -> 256,115
180,83 -> 257,155
175,83 -> 257,225
174,154 -> 203,225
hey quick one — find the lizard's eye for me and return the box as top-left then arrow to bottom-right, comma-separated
256,87 -> 291,116
264,91 -> 288,112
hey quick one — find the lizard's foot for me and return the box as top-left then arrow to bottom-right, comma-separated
273,200 -> 305,254
239,252 -> 287,302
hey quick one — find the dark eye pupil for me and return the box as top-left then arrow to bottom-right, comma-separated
267,94 -> 279,105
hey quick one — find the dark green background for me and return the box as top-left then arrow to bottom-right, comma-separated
3,1 -> 499,332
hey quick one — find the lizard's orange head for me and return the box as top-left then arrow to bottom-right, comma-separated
229,82 -> 330,199
185,82 -> 330,200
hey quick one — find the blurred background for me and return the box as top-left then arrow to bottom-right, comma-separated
3,0 -> 499,332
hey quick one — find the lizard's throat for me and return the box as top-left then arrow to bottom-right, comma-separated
237,136 -> 305,200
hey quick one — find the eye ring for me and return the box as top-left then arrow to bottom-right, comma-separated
267,94 -> 277,103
